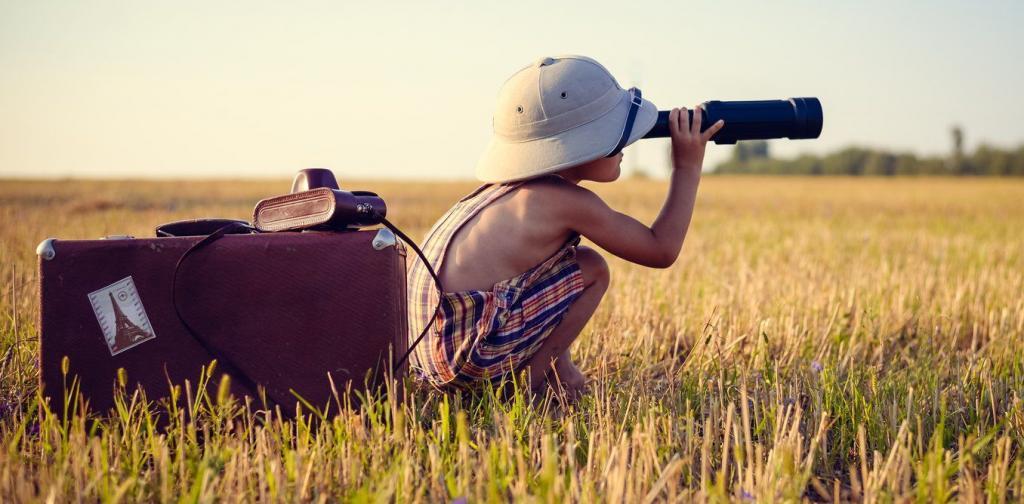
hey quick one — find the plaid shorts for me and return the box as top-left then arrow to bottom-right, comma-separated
406,176 -> 586,389
416,235 -> 584,389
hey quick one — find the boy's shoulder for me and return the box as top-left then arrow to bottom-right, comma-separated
517,175 -> 602,214
518,174 -> 591,198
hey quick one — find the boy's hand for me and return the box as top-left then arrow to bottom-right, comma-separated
669,106 -> 725,175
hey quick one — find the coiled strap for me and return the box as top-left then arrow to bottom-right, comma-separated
170,220 -> 441,393
170,222 -> 272,405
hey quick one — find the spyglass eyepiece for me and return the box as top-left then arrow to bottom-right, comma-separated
643,97 -> 823,145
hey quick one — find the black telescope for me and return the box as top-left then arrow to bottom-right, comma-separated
643,97 -> 822,145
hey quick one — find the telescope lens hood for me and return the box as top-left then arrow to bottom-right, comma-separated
789,97 -> 823,140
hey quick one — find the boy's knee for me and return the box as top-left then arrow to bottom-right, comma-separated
575,246 -> 609,290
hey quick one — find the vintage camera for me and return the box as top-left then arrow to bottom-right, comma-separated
153,169 -> 386,237
252,169 -> 387,232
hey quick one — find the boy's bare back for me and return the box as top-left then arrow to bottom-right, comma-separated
438,176 -> 578,293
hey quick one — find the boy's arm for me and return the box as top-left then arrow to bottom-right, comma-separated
556,107 -> 724,269
555,173 -> 696,268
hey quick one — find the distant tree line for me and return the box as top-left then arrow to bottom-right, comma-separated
713,127 -> 1024,176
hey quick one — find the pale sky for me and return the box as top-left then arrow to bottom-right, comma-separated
1,0 -> 1022,180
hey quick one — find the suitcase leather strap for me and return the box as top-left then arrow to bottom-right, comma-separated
171,220 -> 443,400
171,222 -> 277,407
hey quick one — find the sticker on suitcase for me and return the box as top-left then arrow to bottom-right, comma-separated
87,276 -> 157,356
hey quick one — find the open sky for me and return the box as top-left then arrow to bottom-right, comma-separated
1,0 -> 1022,180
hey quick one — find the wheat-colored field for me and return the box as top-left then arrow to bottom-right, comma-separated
1,176 -> 1022,502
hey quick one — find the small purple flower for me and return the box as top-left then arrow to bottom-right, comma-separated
783,397 -> 796,407
741,489 -> 755,500
451,498 -> 468,504
810,360 -> 823,373
0,400 -> 13,420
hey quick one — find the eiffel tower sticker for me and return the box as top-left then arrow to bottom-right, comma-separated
88,276 -> 157,355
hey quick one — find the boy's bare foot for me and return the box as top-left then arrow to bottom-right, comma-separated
549,351 -> 588,401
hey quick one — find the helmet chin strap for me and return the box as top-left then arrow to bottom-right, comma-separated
606,87 -> 642,158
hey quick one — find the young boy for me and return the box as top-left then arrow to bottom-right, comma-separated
406,55 -> 724,396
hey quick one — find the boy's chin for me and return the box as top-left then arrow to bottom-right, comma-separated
596,167 -> 621,182
576,164 -> 620,183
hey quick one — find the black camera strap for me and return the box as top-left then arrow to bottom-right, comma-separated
170,220 -> 442,397
171,222 -> 274,407
380,217 -> 443,373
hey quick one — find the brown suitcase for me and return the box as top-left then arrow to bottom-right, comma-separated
37,226 -> 408,417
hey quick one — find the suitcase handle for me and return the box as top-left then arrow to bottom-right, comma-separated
156,218 -> 254,237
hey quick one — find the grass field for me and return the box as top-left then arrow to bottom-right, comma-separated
1,176 -> 1022,502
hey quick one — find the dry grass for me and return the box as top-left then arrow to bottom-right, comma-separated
1,176 -> 1022,502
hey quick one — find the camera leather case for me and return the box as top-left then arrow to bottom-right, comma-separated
253,187 -> 387,232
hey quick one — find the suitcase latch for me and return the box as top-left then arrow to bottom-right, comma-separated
36,238 -> 57,261
372,228 -> 397,250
